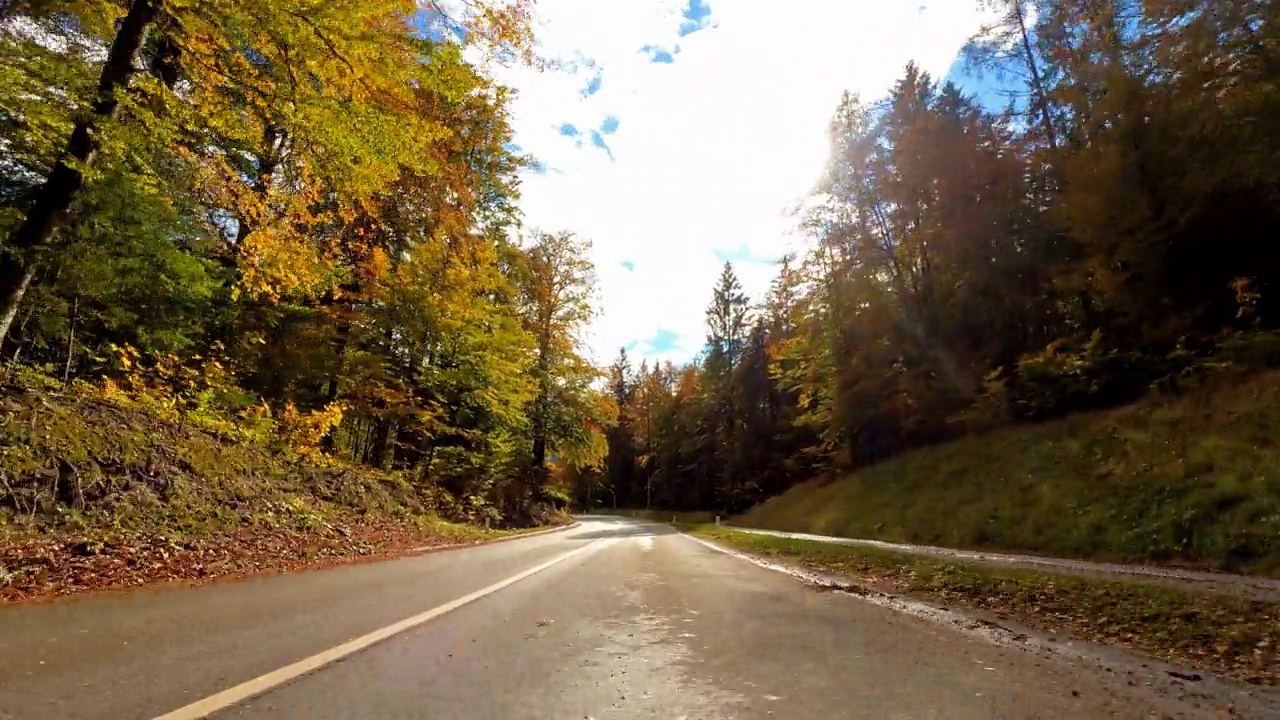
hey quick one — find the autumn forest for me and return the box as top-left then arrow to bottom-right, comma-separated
591,0 -> 1280,518
2,0 -> 1280,560
0,0 -> 625,535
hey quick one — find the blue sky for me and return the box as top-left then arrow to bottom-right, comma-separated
492,0 -> 998,365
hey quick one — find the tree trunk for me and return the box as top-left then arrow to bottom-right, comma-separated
418,443 -> 437,485
323,323 -> 350,406
371,418 -> 396,471
0,261 -> 37,347
10,306 -> 35,364
319,316 -> 352,451
62,295 -> 79,384
644,409 -> 653,509
1012,0 -> 1058,151
231,125 -> 287,250
531,431 -> 547,470
0,0 -> 162,341
531,341 -> 550,475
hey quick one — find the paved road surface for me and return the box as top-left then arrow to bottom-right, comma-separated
0,517 -> 1176,719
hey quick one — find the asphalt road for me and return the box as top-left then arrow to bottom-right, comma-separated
0,516 -> 1170,719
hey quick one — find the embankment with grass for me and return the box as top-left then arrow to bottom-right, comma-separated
739,371 -> 1280,577
689,525 -> 1279,686
0,381 -> 554,602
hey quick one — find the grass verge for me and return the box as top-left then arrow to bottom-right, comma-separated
688,525 -> 1280,686
739,370 -> 1280,576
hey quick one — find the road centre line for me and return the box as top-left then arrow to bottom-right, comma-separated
150,537 -> 613,720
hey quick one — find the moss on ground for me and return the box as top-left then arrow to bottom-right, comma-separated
690,525 -> 1280,686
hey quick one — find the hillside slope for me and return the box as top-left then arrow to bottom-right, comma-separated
0,382 -> 537,601
739,371 -> 1280,577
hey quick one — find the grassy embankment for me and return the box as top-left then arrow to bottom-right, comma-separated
740,370 -> 1280,577
685,372 -> 1280,685
687,525 -> 1279,686
0,379 -> 552,602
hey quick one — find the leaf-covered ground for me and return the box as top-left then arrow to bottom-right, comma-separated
689,525 -> 1280,687
0,384 -> 558,603
0,517 -> 520,603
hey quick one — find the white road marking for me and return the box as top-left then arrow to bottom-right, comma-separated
150,538 -> 612,720
638,535 -> 654,551
681,533 -> 1045,650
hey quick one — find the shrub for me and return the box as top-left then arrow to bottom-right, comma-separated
996,332 -> 1160,421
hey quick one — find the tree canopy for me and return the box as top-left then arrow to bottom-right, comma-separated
0,0 -> 607,525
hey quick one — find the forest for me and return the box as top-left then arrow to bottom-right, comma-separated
589,0 -> 1280,515
2,0 -> 1279,549
0,0 -> 615,536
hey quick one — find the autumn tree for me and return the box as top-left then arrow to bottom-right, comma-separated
518,230 -> 603,482
0,0 -> 537,339
603,347 -> 637,507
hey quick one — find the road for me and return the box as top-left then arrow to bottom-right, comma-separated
0,516 -> 1175,719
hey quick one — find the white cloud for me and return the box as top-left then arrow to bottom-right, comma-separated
489,0 -> 990,366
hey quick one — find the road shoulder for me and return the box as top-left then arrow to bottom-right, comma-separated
684,523 -> 1280,719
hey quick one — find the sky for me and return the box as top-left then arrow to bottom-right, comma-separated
489,0 -> 997,367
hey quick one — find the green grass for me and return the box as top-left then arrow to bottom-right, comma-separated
691,525 -> 1280,686
739,371 -> 1280,576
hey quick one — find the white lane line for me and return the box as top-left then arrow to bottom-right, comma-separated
680,533 -> 1046,650
638,535 -> 654,551
151,538 -> 612,720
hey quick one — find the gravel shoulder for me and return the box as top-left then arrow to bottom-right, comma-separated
724,524 -> 1280,603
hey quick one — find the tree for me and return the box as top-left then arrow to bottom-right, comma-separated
701,262 -> 751,507
604,347 -> 636,507
0,0 -> 165,341
963,0 -> 1059,149
705,262 -> 750,372
0,0 -> 538,340
518,230 -> 600,479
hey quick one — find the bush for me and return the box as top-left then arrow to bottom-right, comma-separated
988,329 -> 1280,423
1217,330 -> 1280,369
992,333 -> 1161,421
